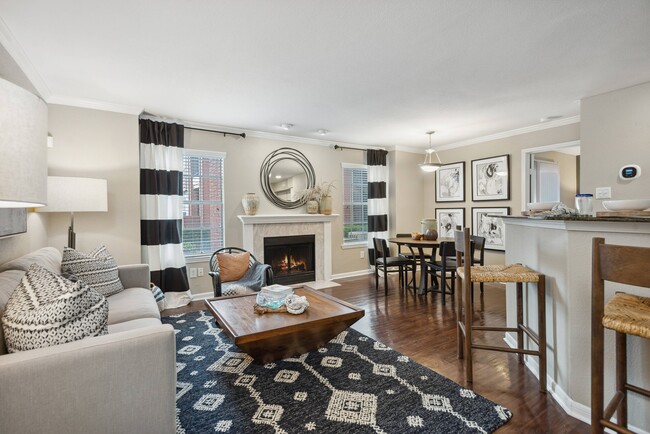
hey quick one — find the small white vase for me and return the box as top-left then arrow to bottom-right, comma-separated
242,193 -> 260,215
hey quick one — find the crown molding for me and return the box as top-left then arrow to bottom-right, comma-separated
48,94 -> 144,115
0,16 -> 51,100
436,115 -> 581,151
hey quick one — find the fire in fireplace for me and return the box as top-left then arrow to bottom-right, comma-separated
263,235 -> 315,285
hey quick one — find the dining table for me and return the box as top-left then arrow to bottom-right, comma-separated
387,236 -> 454,295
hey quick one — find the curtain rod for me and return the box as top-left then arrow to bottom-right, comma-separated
333,144 -> 367,151
185,126 -> 246,138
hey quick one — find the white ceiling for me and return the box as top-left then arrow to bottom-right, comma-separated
1,0 -> 649,149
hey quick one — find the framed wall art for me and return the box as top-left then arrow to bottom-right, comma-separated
472,207 -> 510,251
435,208 -> 465,238
435,161 -> 465,202
471,154 -> 510,201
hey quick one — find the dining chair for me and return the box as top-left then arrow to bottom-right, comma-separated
591,237 -> 650,433
470,235 -> 486,294
424,241 -> 456,304
373,237 -> 413,295
395,233 -> 419,289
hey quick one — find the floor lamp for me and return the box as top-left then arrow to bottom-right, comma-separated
37,176 -> 108,249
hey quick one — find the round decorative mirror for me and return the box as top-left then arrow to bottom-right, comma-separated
260,147 -> 316,209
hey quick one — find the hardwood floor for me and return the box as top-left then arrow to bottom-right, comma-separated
163,273 -> 589,433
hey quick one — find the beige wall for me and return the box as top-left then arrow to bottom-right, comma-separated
46,105 -> 141,264
581,81 -> 650,211
534,150 -> 578,207
184,130 -> 370,294
427,123 -> 580,265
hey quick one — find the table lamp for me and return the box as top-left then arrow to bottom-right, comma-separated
37,176 -> 108,248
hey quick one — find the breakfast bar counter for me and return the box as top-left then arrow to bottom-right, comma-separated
502,216 -> 650,430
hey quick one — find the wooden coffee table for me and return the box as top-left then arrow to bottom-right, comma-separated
204,287 -> 364,363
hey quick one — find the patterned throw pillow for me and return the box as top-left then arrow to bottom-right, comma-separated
2,264 -> 108,353
217,251 -> 250,282
61,246 -> 124,297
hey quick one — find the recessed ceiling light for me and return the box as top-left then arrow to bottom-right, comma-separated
280,123 -> 293,130
540,115 -> 563,123
317,129 -> 328,135
275,175 -> 282,179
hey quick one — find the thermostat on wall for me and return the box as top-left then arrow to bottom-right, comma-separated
619,164 -> 641,180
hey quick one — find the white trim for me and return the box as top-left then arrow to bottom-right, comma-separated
438,115 -> 581,152
341,162 -> 368,170
341,241 -> 367,249
184,254 -> 212,264
0,16 -> 51,100
183,148 -> 227,159
49,94 -> 143,115
190,290 -> 213,301
520,140 -> 580,211
332,269 -> 372,280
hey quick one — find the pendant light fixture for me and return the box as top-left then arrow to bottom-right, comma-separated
419,131 -> 443,172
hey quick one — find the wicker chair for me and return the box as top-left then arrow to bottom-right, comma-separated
208,247 -> 274,297
591,237 -> 650,433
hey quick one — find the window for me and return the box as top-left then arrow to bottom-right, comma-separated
182,150 -> 225,257
342,163 -> 368,245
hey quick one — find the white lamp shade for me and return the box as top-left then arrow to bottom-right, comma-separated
0,77 -> 48,207
38,176 -> 108,213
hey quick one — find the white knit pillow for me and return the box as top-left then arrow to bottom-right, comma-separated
61,246 -> 124,297
2,264 -> 108,353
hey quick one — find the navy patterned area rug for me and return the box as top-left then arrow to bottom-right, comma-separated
163,310 -> 512,433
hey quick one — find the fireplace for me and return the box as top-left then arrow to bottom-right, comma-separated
264,235 -> 316,285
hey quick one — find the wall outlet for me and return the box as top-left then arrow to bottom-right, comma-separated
197,267 -> 204,277
189,268 -> 197,278
359,250 -> 365,259
595,187 -> 611,199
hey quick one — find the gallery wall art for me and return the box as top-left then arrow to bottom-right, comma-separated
0,208 -> 27,237
472,207 -> 510,251
435,208 -> 465,238
435,161 -> 465,202
471,155 -> 510,201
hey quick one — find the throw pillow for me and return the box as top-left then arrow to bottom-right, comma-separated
61,245 -> 124,297
217,251 -> 250,282
2,264 -> 108,353
149,282 -> 167,312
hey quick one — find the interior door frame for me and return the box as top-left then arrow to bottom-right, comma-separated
520,140 -> 580,212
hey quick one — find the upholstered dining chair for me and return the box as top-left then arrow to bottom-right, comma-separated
591,237 -> 650,433
373,237 -> 413,295
209,247 -> 274,297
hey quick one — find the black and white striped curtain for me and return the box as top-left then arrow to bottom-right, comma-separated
139,119 -> 190,307
367,149 -> 389,265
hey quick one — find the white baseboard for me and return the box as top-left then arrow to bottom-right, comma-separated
190,291 -> 213,301
503,334 -> 649,433
332,269 -> 372,280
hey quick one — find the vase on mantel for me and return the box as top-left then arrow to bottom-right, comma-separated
320,195 -> 332,215
306,199 -> 319,214
242,193 -> 260,216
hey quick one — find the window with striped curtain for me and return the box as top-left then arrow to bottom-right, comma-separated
182,150 -> 225,256
342,163 -> 368,245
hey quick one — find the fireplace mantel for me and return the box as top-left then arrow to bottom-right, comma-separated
238,214 -> 339,225
238,214 -> 339,282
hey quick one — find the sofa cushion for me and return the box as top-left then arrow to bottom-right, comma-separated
62,246 -> 124,297
2,264 -> 109,353
107,287 -> 160,325
0,247 -> 62,274
217,251 -> 250,282
107,317 -> 162,334
0,269 -> 27,355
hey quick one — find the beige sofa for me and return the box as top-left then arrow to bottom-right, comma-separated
0,248 -> 176,434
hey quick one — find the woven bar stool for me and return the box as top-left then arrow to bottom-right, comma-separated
455,227 -> 546,392
592,237 -> 650,434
